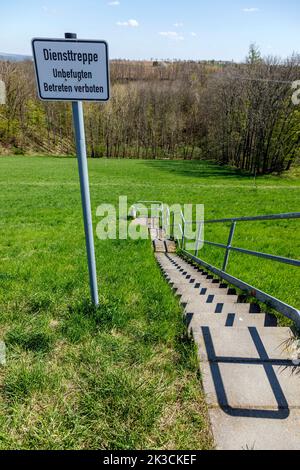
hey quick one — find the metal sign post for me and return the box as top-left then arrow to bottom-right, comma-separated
72,101 -> 99,306
32,32 -> 110,305
72,100 -> 98,305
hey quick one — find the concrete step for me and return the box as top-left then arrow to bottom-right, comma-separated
150,228 -> 159,241
167,254 -> 202,269
159,229 -> 166,239
157,261 -> 208,280
154,240 -> 176,253
163,265 -> 222,284
152,230 -> 166,240
209,408 -> 300,450
153,240 -> 166,253
176,269 -> 222,283
162,264 -> 215,276
165,240 -> 176,253
156,260 -> 177,268
157,256 -> 186,266
186,311 -> 277,329
156,261 -> 179,271
184,301 -> 260,315
176,290 -> 239,305
162,267 -> 206,277
171,263 -> 202,272
172,286 -> 239,306
163,274 -> 222,289
193,326 -> 299,414
168,257 -> 221,281
193,326 -> 293,363
170,281 -> 231,295
201,359 -> 300,410
161,268 -> 222,284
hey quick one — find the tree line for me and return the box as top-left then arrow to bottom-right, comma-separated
0,45 -> 299,174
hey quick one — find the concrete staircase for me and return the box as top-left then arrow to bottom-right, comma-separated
130,216 -> 300,449
148,217 -> 176,253
154,248 -> 300,449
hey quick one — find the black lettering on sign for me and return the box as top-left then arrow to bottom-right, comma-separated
43,49 -> 99,65
44,83 -> 73,93
74,84 -> 104,93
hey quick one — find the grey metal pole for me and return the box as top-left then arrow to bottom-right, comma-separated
65,33 -> 99,306
195,222 -> 202,258
181,220 -> 185,250
222,222 -> 236,272
170,212 -> 174,240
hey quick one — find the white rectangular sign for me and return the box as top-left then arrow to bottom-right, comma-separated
32,38 -> 109,102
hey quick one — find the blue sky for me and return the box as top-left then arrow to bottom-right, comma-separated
1,0 -> 299,60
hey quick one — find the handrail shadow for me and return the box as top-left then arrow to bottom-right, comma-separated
200,326 -> 296,420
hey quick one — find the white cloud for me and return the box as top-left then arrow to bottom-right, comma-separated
174,22 -> 183,27
159,32 -> 178,37
42,5 -> 58,15
190,32 -> 197,37
117,19 -> 139,27
159,31 -> 184,41
108,1 -> 120,5
243,7 -> 259,13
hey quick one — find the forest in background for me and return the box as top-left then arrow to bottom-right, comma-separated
0,45 -> 299,175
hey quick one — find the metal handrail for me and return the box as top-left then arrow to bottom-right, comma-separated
203,240 -> 300,268
133,205 -> 300,271
199,212 -> 300,224
133,203 -> 300,270
179,212 -> 300,270
183,212 -> 300,225
131,201 -> 300,325
178,212 -> 300,327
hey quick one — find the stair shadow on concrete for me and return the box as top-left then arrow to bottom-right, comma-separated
201,326 -> 292,419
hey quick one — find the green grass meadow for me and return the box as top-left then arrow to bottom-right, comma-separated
0,156 -> 299,449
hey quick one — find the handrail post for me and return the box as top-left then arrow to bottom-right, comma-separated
166,207 -> 170,237
170,211 -> 174,240
195,222 -> 202,257
222,222 -> 236,272
181,218 -> 185,250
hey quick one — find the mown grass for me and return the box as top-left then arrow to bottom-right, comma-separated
0,155 -> 216,450
0,156 -> 299,449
